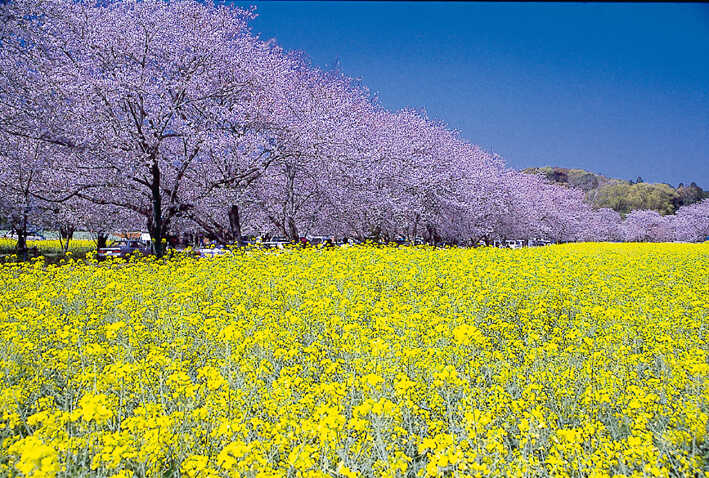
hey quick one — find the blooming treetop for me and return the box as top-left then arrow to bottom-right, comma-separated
0,0 -> 706,249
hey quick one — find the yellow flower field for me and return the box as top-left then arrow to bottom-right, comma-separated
0,239 -> 95,257
0,243 -> 707,477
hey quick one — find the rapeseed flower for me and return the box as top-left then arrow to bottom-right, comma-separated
0,243 -> 706,476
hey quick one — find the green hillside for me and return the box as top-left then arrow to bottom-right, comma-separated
523,166 -> 708,216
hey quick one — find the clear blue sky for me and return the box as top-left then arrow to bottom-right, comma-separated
231,1 -> 709,187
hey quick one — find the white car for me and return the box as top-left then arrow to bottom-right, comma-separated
260,236 -> 291,249
195,247 -> 231,258
506,240 -> 525,249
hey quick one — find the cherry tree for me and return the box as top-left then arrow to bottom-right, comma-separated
487,170 -> 539,242
245,68 -> 379,241
586,208 -> 623,242
621,210 -> 673,242
0,1 -> 74,149
326,109 -> 509,245
670,199 -> 709,242
1,0 -> 299,256
538,184 -> 594,242
5,0 -> 704,250
0,134 -> 57,255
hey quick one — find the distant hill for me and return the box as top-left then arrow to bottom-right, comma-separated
523,166 -> 708,216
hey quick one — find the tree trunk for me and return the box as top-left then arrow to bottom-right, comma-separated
59,225 -> 74,254
97,233 -> 108,250
15,208 -> 28,259
15,229 -> 27,259
286,216 -> 298,242
411,214 -> 420,245
149,160 -> 164,258
425,224 -> 440,246
370,225 -> 381,243
228,204 -> 242,245
284,165 -> 299,242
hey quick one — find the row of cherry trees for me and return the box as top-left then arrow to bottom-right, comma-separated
1,0 -> 707,256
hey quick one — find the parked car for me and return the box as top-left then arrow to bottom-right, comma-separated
336,238 -> 361,246
308,235 -> 335,246
261,236 -> 291,249
97,239 -> 151,259
194,246 -> 231,258
506,240 -> 525,249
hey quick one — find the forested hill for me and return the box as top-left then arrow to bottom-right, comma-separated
523,166 -> 708,216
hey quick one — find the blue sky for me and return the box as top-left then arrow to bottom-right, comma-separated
231,2 -> 709,187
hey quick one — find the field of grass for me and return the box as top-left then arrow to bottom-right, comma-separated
0,243 -> 707,477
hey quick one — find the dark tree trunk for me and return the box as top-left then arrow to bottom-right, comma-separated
425,224 -> 441,246
15,208 -> 28,259
149,160 -> 165,258
410,214 -> 420,245
15,230 -> 27,259
59,224 -> 75,254
286,216 -> 298,242
228,204 -> 242,245
97,233 -> 108,250
368,225 -> 381,243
